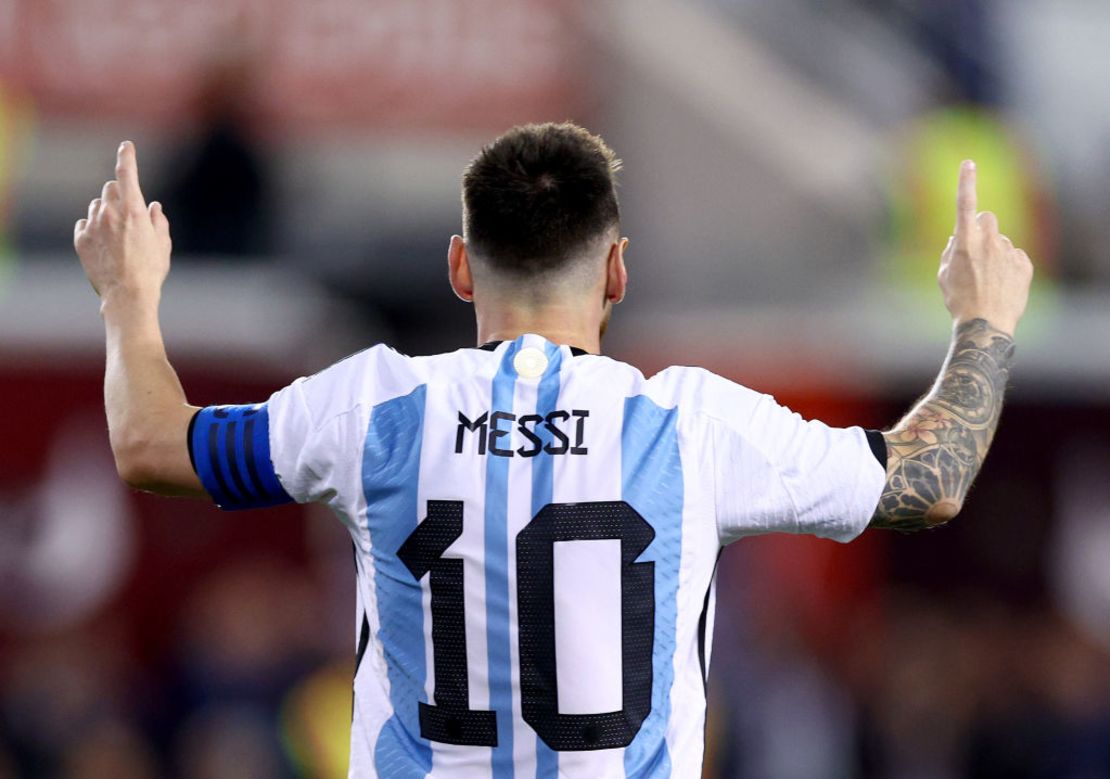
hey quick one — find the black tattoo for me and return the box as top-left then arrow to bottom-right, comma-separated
870,319 -> 1015,532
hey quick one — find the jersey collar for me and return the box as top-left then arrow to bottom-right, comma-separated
478,340 -> 590,357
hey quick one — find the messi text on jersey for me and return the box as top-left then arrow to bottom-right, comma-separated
455,409 -> 589,457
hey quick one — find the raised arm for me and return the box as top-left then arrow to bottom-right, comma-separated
870,161 -> 1032,532
75,142 -> 205,496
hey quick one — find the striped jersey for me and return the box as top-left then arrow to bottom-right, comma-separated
188,333 -> 886,778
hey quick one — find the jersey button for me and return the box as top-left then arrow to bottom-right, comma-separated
512,346 -> 549,378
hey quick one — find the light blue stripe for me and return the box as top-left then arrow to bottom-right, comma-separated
363,385 -> 433,779
622,395 -> 683,779
530,341 -> 564,778
486,340 -> 521,779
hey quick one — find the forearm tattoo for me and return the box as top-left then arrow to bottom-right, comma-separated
870,319 -> 1015,532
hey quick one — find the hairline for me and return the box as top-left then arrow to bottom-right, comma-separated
466,224 -> 618,293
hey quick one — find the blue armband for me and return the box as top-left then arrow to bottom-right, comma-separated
188,403 -> 294,511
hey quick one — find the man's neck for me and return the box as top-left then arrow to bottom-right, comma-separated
476,303 -> 602,355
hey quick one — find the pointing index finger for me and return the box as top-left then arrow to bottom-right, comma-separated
116,141 -> 145,207
955,159 -> 977,243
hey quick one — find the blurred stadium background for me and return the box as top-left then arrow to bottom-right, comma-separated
1,0 -> 1109,776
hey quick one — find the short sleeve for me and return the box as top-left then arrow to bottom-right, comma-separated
188,383 -> 333,510
188,345 -> 414,513
265,346 -> 402,508
265,376 -> 351,506
191,363 -> 371,512
711,390 -> 886,545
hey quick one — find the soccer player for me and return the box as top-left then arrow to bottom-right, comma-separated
74,125 -> 1032,778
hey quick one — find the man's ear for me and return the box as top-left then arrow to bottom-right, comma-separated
448,235 -> 474,303
605,237 -> 629,304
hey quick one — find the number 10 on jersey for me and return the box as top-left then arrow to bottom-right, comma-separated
397,500 -> 656,751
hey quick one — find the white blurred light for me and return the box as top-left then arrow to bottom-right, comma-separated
1052,441 -> 1110,650
0,414 -> 135,631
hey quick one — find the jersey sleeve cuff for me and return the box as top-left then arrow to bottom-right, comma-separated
864,429 -> 888,470
188,403 -> 294,511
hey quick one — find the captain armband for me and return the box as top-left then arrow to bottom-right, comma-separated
188,403 -> 294,510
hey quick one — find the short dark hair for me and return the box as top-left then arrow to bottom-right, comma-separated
462,122 -> 621,277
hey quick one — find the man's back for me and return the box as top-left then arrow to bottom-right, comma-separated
203,334 -> 883,777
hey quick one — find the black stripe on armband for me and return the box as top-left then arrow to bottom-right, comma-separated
187,409 -> 200,472
189,403 -> 294,511
865,429 -> 888,470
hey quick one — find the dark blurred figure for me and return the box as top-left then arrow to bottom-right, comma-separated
964,613 -> 1110,779
911,0 -> 997,104
162,58 -> 273,258
856,0 -> 998,103
175,705 -> 284,779
169,557 -> 328,776
59,720 -> 160,779
0,626 -> 163,777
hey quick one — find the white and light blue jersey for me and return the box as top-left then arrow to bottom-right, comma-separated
189,334 -> 886,778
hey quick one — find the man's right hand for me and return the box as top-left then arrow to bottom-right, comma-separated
74,141 -> 171,307
938,160 -> 1034,337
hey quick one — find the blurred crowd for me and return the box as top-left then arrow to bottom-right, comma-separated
710,577 -> 1110,778
1,561 -> 328,778
0,503 -> 359,778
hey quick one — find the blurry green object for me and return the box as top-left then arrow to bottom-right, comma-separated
0,79 -> 33,279
281,661 -> 353,778
887,106 -> 1057,333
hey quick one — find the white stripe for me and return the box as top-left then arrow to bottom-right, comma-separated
664,410 -> 720,775
549,367 -> 627,779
